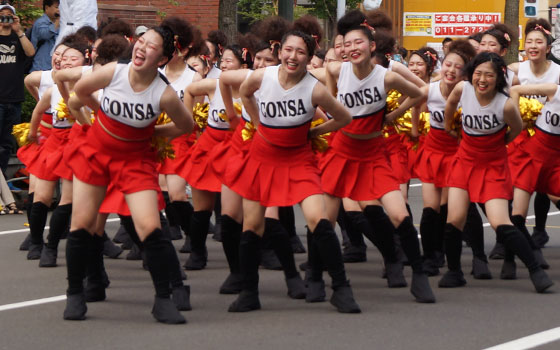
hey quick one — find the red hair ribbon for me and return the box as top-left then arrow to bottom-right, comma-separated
385,53 -> 392,61
200,54 -> 211,66
311,34 -> 320,49
241,48 -> 250,62
84,48 -> 89,60
124,36 -> 133,43
534,24 -> 551,36
270,40 -> 281,51
502,66 -> 507,74
360,20 -> 376,34
503,33 -> 511,42
424,51 -> 437,64
218,43 -> 224,56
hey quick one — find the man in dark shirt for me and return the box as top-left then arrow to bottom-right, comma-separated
30,0 -> 60,72
0,3 -> 35,175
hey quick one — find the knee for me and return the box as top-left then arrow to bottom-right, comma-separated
169,191 -> 186,202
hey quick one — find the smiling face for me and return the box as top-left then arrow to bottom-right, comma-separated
279,35 -> 311,75
408,53 -> 428,80
253,48 -> 278,70
524,30 -> 550,62
441,52 -> 465,85
61,48 -> 85,69
343,29 -> 375,66
479,34 -> 505,56
219,49 -> 242,72
333,34 -> 347,61
131,30 -> 167,71
471,61 -> 497,97
186,56 -> 209,77
51,44 -> 67,71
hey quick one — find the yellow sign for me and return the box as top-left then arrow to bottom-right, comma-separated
404,13 -> 433,36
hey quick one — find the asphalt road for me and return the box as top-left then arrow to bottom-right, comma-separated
1,180 -> 559,350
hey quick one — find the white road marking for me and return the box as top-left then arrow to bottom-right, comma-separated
0,295 -> 66,312
483,326 -> 560,350
0,218 -> 120,236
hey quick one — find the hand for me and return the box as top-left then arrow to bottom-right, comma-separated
11,15 -> 22,35
54,16 -> 60,29
28,130 -> 39,144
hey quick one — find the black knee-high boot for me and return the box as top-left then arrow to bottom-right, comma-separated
63,229 -> 92,320
511,215 -> 549,269
436,204 -> 448,265
173,201 -> 194,252
101,231 -> 123,259
184,210 -> 211,270
38,203 -> 72,267
465,203 -> 491,279
336,205 -> 351,247
340,208 -> 367,263
264,218 -> 306,299
28,202 -> 49,259
228,230 -> 262,312
220,215 -> 243,294
305,226 -> 326,303
279,206 -> 306,253
420,207 -> 441,276
496,225 -> 553,293
19,193 -> 34,251
162,191 -> 178,227
313,219 -> 361,313
405,203 -> 413,222
144,228 -> 186,324
532,192 -> 550,248
84,234 -> 107,302
438,223 -> 467,288
395,217 -> 436,303
212,193 -> 222,241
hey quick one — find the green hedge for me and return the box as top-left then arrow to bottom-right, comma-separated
21,82 -> 36,123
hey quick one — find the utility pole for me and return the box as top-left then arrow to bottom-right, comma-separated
278,0 -> 294,21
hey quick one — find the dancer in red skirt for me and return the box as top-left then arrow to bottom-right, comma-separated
157,16 -> 204,246
227,30 -> 361,313
18,44 -> 66,250
440,52 -> 553,293
413,40 -> 476,277
64,26 -> 193,323
180,36 -> 254,270
26,35 -> 92,263
321,10 -> 434,303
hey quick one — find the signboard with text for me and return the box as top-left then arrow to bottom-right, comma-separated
403,12 -> 501,37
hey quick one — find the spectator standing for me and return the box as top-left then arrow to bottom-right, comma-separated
53,0 -> 97,48
0,2 -> 35,175
30,0 -> 60,72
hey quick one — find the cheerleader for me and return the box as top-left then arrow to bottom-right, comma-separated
478,23 -> 519,87
179,38 -> 254,270
26,35 -> 92,264
63,26 -> 193,323
413,40 -> 476,277
440,52 -> 553,293
226,29 -> 360,313
157,16 -> 204,249
501,19 -> 557,268
321,10 -> 434,303
18,44 -> 66,250
205,30 -> 227,79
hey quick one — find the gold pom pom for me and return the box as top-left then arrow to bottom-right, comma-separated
54,97 -> 74,123
12,123 -> 32,147
310,118 -> 331,153
193,102 -> 209,130
450,108 -> 462,139
241,121 -> 256,141
386,90 -> 402,112
218,102 -> 243,124
519,97 -> 543,137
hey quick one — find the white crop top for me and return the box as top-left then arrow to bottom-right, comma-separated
518,60 -> 560,103
536,85 -> 560,135
208,79 -> 240,130
426,81 -> 447,130
460,82 -> 508,136
160,65 -> 196,102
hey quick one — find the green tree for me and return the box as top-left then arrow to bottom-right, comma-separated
237,0 -> 309,23
12,0 -> 43,28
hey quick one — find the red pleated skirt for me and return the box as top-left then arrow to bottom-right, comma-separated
28,126 -> 71,182
227,132 -> 323,207
319,131 -> 399,201
222,121 -> 254,188
384,130 -> 410,184
180,127 -> 231,192
99,181 -> 166,215
65,121 -> 160,194
510,129 -> 560,196
406,135 -> 424,179
414,128 -> 459,188
17,113 -> 53,168
158,133 -> 197,174
447,130 -> 512,203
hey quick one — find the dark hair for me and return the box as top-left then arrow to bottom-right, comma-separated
43,0 -> 59,11
61,34 -> 92,65
446,38 -> 477,65
482,23 -> 515,51
364,9 -> 393,33
251,16 -> 291,57
206,30 -> 228,59
442,37 -> 453,45
337,9 -> 374,42
95,34 -> 130,65
468,32 -> 483,43
293,15 -> 323,47
161,16 -> 204,58
314,49 -> 326,60
525,18 -> 553,45
100,19 -> 133,38
465,52 -> 508,95
152,25 -> 176,65
398,46 -> 408,60
373,29 -> 396,68
411,46 -> 439,75
224,33 -> 256,68
76,25 -> 97,43
281,30 -> 316,58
